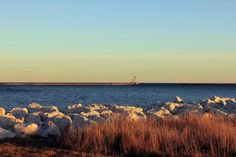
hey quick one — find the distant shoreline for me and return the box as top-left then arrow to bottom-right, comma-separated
0,82 -> 236,86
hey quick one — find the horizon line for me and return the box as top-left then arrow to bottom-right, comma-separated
0,82 -> 236,86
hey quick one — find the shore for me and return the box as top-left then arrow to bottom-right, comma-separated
0,96 -> 236,156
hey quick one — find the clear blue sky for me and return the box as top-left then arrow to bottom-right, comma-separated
0,0 -> 235,82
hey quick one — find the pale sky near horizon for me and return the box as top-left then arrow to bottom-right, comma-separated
0,1 -> 236,83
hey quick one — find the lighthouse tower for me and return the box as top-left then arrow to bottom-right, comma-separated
131,76 -> 138,85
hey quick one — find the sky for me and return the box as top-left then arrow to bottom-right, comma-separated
0,0 -> 235,83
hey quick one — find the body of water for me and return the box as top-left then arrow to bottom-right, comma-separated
0,84 -> 236,109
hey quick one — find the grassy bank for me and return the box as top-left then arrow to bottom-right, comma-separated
62,115 -> 236,157
0,114 -> 236,157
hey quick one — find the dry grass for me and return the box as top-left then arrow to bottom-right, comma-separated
62,115 -> 236,157
0,114 -> 236,157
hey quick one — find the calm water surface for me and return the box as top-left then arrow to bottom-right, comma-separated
0,85 -> 236,109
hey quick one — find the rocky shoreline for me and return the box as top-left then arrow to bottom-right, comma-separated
0,96 -> 235,140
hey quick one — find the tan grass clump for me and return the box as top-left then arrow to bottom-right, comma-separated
62,115 -> 236,157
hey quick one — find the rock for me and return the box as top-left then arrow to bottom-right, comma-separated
72,114 -> 96,128
13,123 -> 38,137
43,111 -> 64,120
0,115 -> 23,130
204,106 -> 227,116
225,100 -> 236,110
67,113 -> 79,120
111,105 -> 146,120
218,100 -> 227,107
180,104 -> 195,109
209,96 -> 231,104
37,121 -> 61,137
187,100 -> 197,105
193,105 -> 205,115
199,100 -> 208,106
27,102 -> 43,113
209,96 -> 222,103
0,127 -> 16,139
88,104 -> 108,111
164,102 -> 182,113
72,114 -> 88,128
66,104 -> 85,113
100,110 -> 113,118
10,108 -> 28,119
68,104 -> 82,110
27,103 -> 58,113
25,113 -> 42,126
113,105 -> 143,113
66,104 -> 89,113
89,115 -> 106,123
147,108 -> 171,119
51,115 -> 72,131
41,106 -> 59,113
0,108 -> 5,115
124,112 -> 146,121
81,110 -> 100,117
177,105 -> 205,115
204,103 -> 220,109
175,96 -> 184,103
